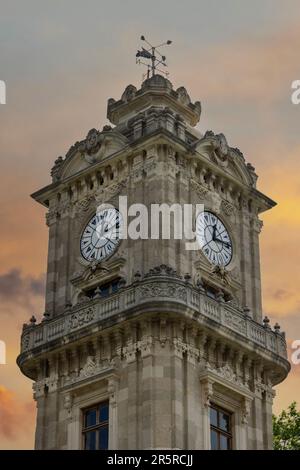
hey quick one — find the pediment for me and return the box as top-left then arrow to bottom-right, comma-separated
57,128 -> 129,181
192,131 -> 256,187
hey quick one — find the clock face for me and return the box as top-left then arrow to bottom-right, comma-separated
80,208 -> 121,262
196,211 -> 232,266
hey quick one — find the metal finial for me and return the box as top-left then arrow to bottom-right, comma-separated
136,35 -> 172,80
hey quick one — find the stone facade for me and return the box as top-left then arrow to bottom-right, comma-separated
17,74 -> 290,449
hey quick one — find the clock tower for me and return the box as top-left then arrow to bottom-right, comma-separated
18,73 -> 290,450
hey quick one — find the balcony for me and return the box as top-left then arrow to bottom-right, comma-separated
19,272 -> 288,375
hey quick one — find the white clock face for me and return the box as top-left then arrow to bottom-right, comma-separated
196,211 -> 232,266
80,208 -> 121,262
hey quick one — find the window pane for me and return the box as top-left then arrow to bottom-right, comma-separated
111,281 -> 119,293
85,431 -> 96,450
219,411 -> 230,432
99,426 -> 109,450
210,429 -> 218,450
99,403 -> 109,422
100,285 -> 109,297
220,434 -> 230,450
85,409 -> 97,428
210,407 -> 218,427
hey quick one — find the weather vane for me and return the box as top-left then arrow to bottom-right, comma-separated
136,35 -> 172,80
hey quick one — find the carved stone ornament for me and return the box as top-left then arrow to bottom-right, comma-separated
202,379 -> 214,407
63,393 -> 73,411
211,265 -> 230,284
65,360 -> 115,385
74,195 -> 95,218
80,356 -> 97,378
21,332 -> 30,351
84,128 -> 103,156
68,307 -> 95,331
144,264 -> 181,279
121,84 -> 137,102
176,86 -> 191,106
221,199 -> 235,216
214,133 -> 229,161
224,311 -> 247,335
78,128 -> 115,164
94,178 -> 128,204
241,398 -> 251,424
51,156 -> 64,182
139,282 -> 187,303
210,192 -> 222,213
190,179 -> 209,200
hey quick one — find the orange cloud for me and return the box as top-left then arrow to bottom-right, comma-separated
0,385 -> 35,447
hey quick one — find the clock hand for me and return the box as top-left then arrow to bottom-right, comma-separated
212,224 -> 217,241
215,238 -> 231,249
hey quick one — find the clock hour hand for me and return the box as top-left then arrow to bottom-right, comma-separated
212,224 -> 217,241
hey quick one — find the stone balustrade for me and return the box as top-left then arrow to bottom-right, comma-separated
20,276 -> 287,360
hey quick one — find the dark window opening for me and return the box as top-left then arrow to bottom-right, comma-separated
210,404 -> 232,450
82,401 -> 109,450
85,278 -> 120,299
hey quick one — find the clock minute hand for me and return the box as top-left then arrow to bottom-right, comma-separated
215,238 -> 231,249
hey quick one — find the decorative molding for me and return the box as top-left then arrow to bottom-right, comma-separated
144,264 -> 181,279
190,179 -> 209,200
69,307 -> 95,331
138,282 -> 187,303
224,310 -> 247,335
221,199 -> 235,216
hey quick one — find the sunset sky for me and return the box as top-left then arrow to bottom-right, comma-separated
1,0 -> 300,449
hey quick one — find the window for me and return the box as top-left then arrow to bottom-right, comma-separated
210,405 -> 232,450
85,279 -> 120,300
82,401 -> 109,450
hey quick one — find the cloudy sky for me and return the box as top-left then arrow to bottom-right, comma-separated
1,0 -> 300,449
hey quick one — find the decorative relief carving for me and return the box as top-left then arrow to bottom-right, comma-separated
79,356 -> 97,378
167,147 -> 176,162
81,128 -> 103,158
69,307 -> 95,331
203,363 -> 247,390
210,265 -> 230,285
65,359 -> 114,385
202,379 -> 214,407
144,264 -> 181,279
137,337 -> 153,356
224,311 -> 246,335
241,398 -> 251,424
216,364 -> 238,382
210,192 -> 222,213
51,156 -> 64,182
94,178 -> 128,204
121,84 -> 137,102
21,333 -> 30,351
46,209 -> 59,227
122,343 -> 137,363
139,283 -> 187,302
252,217 -> 263,234
190,179 -> 208,200
221,199 -> 235,216
63,393 -> 73,412
176,86 -> 191,106
74,195 -> 95,218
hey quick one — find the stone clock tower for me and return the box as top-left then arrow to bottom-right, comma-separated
18,74 -> 289,450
